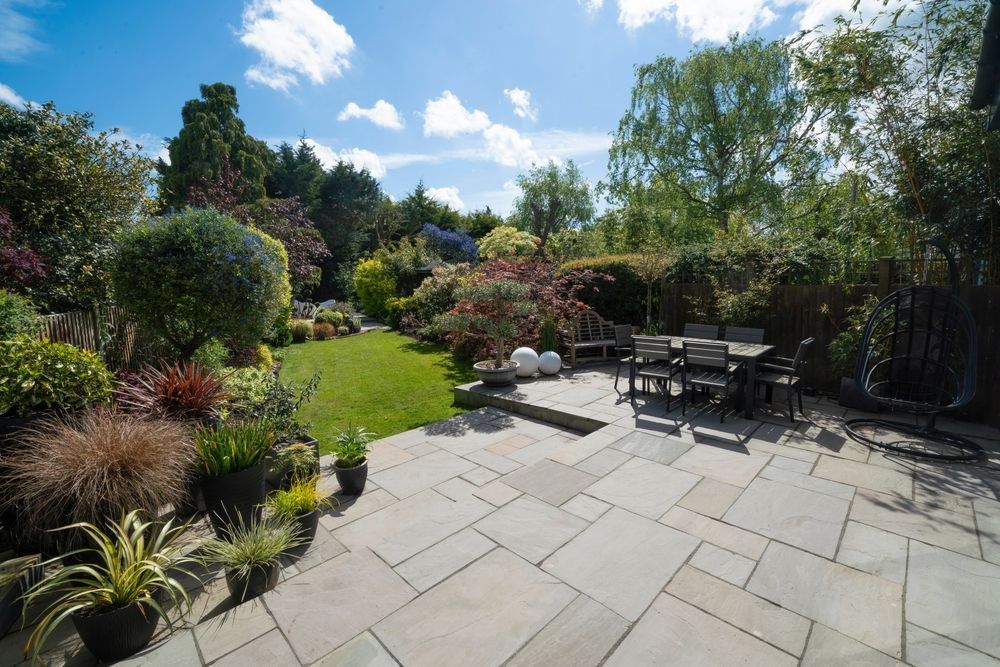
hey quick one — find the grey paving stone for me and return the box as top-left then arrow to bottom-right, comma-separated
801,624 -> 903,666
560,493 -> 612,522
906,540 -> 1000,659
676,477 -> 744,519
914,466 -> 999,506
460,466 -> 499,486
906,622 -> 999,667
744,434 -> 820,462
574,447 -> 631,476
850,489 -> 980,557
464,448 -> 523,474
813,456 -> 912,498
286,525 -> 347,573
367,440 -> 417,473
393,528 -> 495,592
747,542 -> 903,657
542,507 -> 699,621
584,457 -> 700,519
333,489 -> 493,565
433,476 -> 479,501
266,548 -> 415,664
546,429 -> 623,466
509,433 -> 581,465
369,449 -> 477,499
471,480 -> 522,506
319,488 -> 398,531
835,521 -> 908,584
670,443 -> 771,487
507,595 -> 629,667
769,455 -> 814,474
724,477 -> 849,557
661,505 -> 768,559
193,597 -> 275,664
374,549 -> 576,667
314,632 -> 399,666
501,459 -> 598,506
666,565 -> 811,657
119,630 -> 200,667
609,431 -> 691,464
758,465 -> 856,500
474,496 -> 588,563
605,594 -> 797,667
406,442 -> 439,457
689,542 -> 755,587
212,629 -> 298,667
975,498 -> 1000,565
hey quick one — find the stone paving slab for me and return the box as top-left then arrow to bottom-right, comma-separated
393,528 -> 495,592
676,477 -> 743,519
506,595 -> 629,667
850,489 -> 981,557
473,495 -> 588,563
314,632 -> 399,666
584,457 -> 700,519
501,458 -> 598,506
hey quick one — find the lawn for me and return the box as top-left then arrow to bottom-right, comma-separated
278,330 -> 476,451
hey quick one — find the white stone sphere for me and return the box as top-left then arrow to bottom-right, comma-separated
511,347 -> 539,377
538,351 -> 562,375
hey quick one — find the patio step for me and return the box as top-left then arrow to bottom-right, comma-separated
454,381 -> 612,434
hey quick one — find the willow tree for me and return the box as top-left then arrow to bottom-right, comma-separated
511,160 -> 594,252
607,37 -> 829,233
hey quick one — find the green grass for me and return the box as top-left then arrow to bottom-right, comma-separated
278,330 -> 476,451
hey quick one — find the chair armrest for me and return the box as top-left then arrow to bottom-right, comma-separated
761,355 -> 795,366
757,362 -> 795,375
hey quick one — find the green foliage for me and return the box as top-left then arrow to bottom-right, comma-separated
0,337 -> 112,416
314,308 -> 343,326
511,160 -> 594,250
561,255 -> 644,327
268,476 -> 329,518
353,258 -> 397,320
195,420 -> 276,476
290,319 -> 312,343
383,296 -> 415,329
227,371 -> 319,443
191,339 -> 229,371
332,424 -> 372,467
539,317 -> 558,352
199,514 -> 303,576
111,208 -> 291,360
273,443 -> 318,480
0,103 -> 154,310
477,226 -> 539,261
460,206 -> 505,239
223,367 -> 272,407
433,280 -> 535,367
409,263 -> 474,329
267,139 -> 325,211
398,181 -> 462,236
373,237 -> 435,294
0,290 -> 39,340
23,511 -> 194,660
267,305 -> 293,348
337,325 -> 349,336
825,295 -> 881,379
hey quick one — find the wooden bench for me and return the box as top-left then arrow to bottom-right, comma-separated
568,310 -> 617,367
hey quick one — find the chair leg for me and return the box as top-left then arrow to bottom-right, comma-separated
765,385 -> 773,403
614,358 -> 623,395
797,388 -> 804,419
787,387 -> 795,423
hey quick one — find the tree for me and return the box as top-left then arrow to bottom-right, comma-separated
158,83 -> 273,210
398,181 -> 462,235
111,208 -> 290,360
461,206 -> 504,239
511,160 -> 594,251
607,37 -> 829,233
477,226 -> 539,260
267,138 -> 325,211
0,102 -> 154,311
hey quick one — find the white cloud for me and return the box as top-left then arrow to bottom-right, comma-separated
794,0 -> 910,34
0,82 -> 25,106
380,153 -> 440,169
579,0 -> 605,14
483,123 -> 543,168
107,129 -> 171,164
471,180 -> 520,216
337,99 -> 404,130
422,90 -> 492,138
302,139 -> 386,178
503,88 -> 538,122
426,186 -> 464,210
0,0 -> 44,62
240,0 -> 355,92
529,129 -> 612,159
616,0 -> 778,42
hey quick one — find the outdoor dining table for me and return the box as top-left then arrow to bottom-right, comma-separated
636,336 -> 775,420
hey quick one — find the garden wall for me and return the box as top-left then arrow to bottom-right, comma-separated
660,282 -> 1000,427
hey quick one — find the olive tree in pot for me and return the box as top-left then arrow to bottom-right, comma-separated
196,420 -> 275,538
433,279 -> 535,387
199,515 -> 304,604
22,511 -> 195,663
267,475 -> 332,548
331,425 -> 372,495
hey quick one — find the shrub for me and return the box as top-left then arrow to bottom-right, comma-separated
111,208 -> 291,360
222,367 -> 271,407
313,323 -> 335,340
266,306 -> 293,348
332,424 -> 373,467
826,294 -> 880,378
273,442 -> 318,480
314,308 -> 343,326
408,263 -> 474,332
0,337 -> 113,416
115,362 -> 230,421
477,226 -> 539,260
353,258 -> 396,320
383,296 -> 415,329
434,280 -> 535,367
228,342 -> 274,370
290,319 -> 312,343
195,419 -> 275,476
268,476 -> 329,518
1,412 -> 195,545
561,255 -> 642,327
0,290 -> 39,340
337,325 -> 349,336
191,339 -> 229,371
420,223 -> 478,263
227,371 -> 318,443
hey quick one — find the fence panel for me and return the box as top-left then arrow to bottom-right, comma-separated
40,307 -> 152,371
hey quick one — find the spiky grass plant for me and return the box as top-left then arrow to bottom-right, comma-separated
22,511 -> 196,660
331,424 -> 372,467
274,442 -> 318,479
195,419 -> 275,477
199,514 -> 303,577
115,362 -> 231,420
267,476 -> 332,519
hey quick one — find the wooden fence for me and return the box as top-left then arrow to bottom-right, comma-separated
40,306 -> 152,371
660,281 -> 1000,426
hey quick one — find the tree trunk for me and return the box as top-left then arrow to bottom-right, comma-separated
494,337 -> 505,368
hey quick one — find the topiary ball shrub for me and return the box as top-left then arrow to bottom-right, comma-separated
312,323 -> 335,341
0,337 -> 113,417
0,291 -> 40,341
314,309 -> 343,326
353,259 -> 396,320
110,208 -> 291,360
290,320 -> 312,343
336,325 -> 349,337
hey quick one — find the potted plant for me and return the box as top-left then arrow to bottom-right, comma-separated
0,554 -> 40,636
196,420 -> 275,537
267,475 -> 331,544
331,425 -> 372,495
433,279 -> 535,386
269,442 -> 319,489
199,514 -> 303,604
114,362 -> 232,425
22,511 -> 195,663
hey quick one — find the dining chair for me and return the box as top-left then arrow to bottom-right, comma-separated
682,323 -> 720,340
680,340 -> 742,422
630,336 -> 681,413
723,326 -> 765,344
755,337 -> 815,422
613,324 -> 635,397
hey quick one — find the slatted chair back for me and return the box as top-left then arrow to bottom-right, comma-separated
683,340 -> 729,370
574,310 -> 615,343
724,326 -> 765,344
791,337 -> 816,371
682,323 -> 720,340
632,336 -> 673,362
614,325 -> 634,348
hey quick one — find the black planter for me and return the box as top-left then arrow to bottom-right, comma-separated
293,509 -> 320,543
174,471 -> 206,518
225,563 -> 280,603
334,458 -> 368,496
72,599 -> 159,662
201,462 -> 266,538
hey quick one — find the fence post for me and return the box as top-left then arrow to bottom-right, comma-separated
91,307 -> 105,358
877,257 -> 894,298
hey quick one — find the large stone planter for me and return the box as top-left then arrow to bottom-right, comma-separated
474,360 -> 519,387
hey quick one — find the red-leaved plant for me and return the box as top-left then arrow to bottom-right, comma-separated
115,362 -> 231,421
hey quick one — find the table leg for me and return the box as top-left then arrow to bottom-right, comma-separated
743,357 -> 756,419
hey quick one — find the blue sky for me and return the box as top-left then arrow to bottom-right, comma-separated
0,0 -> 883,214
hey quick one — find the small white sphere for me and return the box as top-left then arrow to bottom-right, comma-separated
511,347 -> 539,377
538,351 -> 562,375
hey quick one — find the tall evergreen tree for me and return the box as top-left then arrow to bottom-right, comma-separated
267,138 -> 325,211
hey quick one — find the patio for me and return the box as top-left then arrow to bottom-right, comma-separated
5,363 -> 1000,666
